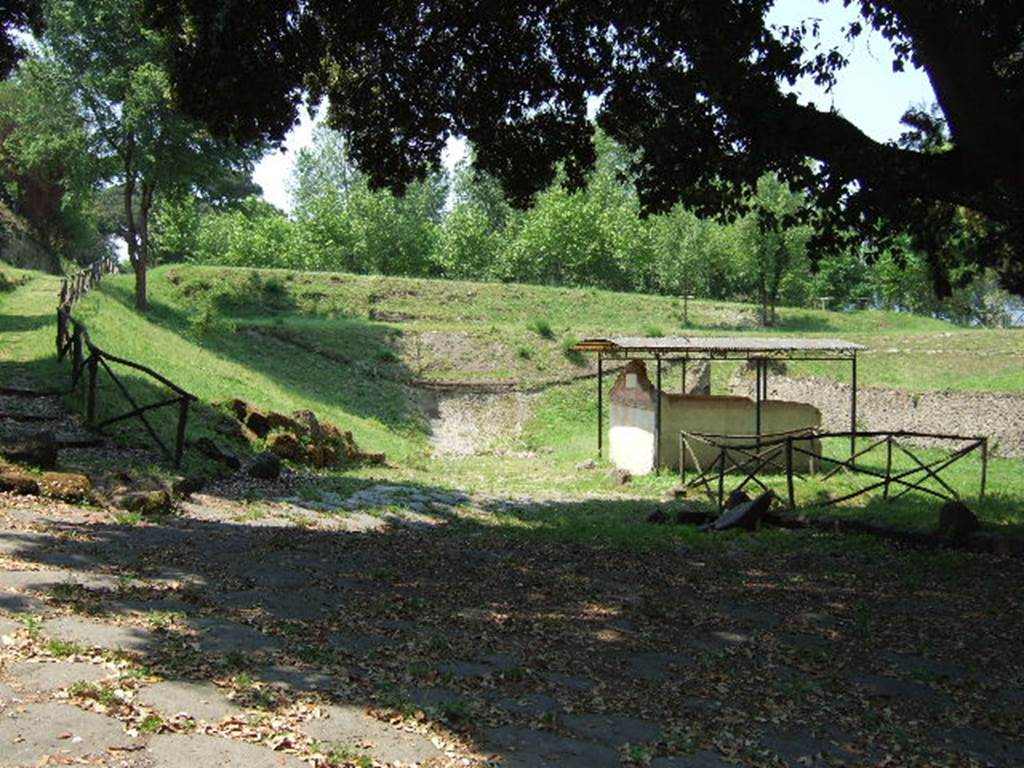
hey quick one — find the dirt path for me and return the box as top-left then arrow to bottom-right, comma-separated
2,489 -> 1023,767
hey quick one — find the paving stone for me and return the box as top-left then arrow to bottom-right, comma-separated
561,712 -> 661,748
717,604 -> 782,629
761,726 -> 868,766
777,632 -> 833,653
0,569 -> 73,592
490,692 -> 563,717
304,703 -> 443,765
483,725 -> 620,767
0,590 -> 49,615
145,677 -> 241,718
849,673 -> 952,707
212,588 -> 340,621
438,653 -> 519,679
0,615 -> 20,636
625,652 -> 696,681
188,617 -> 282,655
0,531 -> 51,556
929,725 -> 1024,765
652,752 -> 741,768
5,660 -> 111,692
102,596 -> 194,617
405,686 -> 462,710
0,701 -> 134,765
146,732 -> 306,767
327,631 -> 397,657
258,664 -> 337,692
539,671 -> 596,691
879,651 -> 966,681
687,631 -> 751,653
44,615 -> 154,653
0,682 -> 21,707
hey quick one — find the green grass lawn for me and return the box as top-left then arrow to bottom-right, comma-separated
2,262 -> 1022,538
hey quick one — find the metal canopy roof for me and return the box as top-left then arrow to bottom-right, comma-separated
573,336 -> 863,358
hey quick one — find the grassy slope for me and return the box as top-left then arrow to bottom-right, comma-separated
3,263 -> 1021,534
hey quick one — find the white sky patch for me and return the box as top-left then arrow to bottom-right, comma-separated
253,1 -> 936,211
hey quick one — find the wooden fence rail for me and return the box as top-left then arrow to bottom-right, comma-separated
54,258 -> 196,467
680,428 -> 988,513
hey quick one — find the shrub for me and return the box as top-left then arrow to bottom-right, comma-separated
528,318 -> 555,339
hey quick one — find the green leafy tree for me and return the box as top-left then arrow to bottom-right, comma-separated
41,0 -> 258,309
153,1 -> 1024,293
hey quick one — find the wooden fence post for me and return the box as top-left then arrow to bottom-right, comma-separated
175,397 -> 190,468
86,354 -> 98,426
785,436 -> 795,508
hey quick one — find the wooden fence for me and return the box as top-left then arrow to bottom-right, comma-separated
680,428 -> 988,513
55,259 -> 196,467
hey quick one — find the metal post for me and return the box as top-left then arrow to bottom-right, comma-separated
850,352 -> 858,461
754,358 -> 763,449
655,354 -> 662,472
717,447 -> 726,512
597,353 -> 603,458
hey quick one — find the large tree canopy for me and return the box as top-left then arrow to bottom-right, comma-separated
149,1 -> 1022,289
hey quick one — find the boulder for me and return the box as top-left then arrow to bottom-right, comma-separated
706,490 -> 774,532
195,438 -> 241,470
114,489 -> 173,516
171,475 -> 205,498
38,472 -> 92,502
213,413 -> 257,443
291,410 -> 325,441
218,397 -> 251,422
0,465 -> 40,495
936,501 -> 980,540
610,468 -> 632,486
361,452 -> 387,466
2,434 -> 58,469
243,409 -> 271,439
726,489 -> 751,510
264,411 -> 304,435
647,509 -> 670,525
247,451 -> 282,480
268,432 -> 304,462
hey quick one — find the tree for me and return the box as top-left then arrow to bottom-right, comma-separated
150,1 -> 1024,292
735,176 -> 813,326
41,0 -> 258,309
0,1 -> 41,79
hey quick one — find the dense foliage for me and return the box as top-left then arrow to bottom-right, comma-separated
163,125 -> 1019,327
148,0 -> 1024,293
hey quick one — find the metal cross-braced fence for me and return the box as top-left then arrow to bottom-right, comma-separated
55,259 -> 196,467
680,429 -> 988,513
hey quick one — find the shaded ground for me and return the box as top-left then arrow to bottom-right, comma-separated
2,486 -> 1023,768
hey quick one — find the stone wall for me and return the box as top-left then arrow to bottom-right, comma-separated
730,374 -> 1024,457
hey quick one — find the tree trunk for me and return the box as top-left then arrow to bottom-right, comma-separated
134,182 -> 154,312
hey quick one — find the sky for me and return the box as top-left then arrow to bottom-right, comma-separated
252,0 -> 936,212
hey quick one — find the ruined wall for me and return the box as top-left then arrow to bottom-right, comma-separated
609,360 -> 822,474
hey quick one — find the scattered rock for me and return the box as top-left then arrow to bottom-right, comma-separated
706,490 -> 773,531
936,500 -> 980,539
267,431 -> 304,462
243,408 -> 271,438
195,437 -> 241,470
725,489 -> 751,510
171,475 -> 205,497
610,468 -> 632,486
647,509 -> 670,524
2,433 -> 58,469
576,459 -> 596,471
114,489 -> 173,517
38,471 -> 92,502
264,411 -> 304,434
0,465 -> 40,495
246,451 -> 281,480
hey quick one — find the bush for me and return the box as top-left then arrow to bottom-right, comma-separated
528,318 -> 555,339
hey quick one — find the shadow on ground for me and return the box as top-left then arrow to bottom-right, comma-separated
2,486 -> 1024,768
